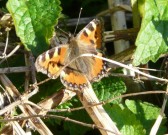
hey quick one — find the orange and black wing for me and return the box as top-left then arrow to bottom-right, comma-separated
76,19 -> 103,49
60,69 -> 89,90
35,45 -> 68,79
77,19 -> 108,82
90,53 -> 109,82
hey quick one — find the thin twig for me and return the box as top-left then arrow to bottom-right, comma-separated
24,51 -> 30,91
29,52 -> 37,84
0,44 -> 21,64
0,100 -> 21,115
0,74 -> 53,134
43,90 -> 165,113
104,90 -> 166,105
0,86 -> 39,115
0,66 -> 30,74
150,84 -> 168,135
136,67 -> 164,72
0,28 -> 20,62
0,114 -> 120,135
80,54 -> 168,82
1,28 -> 10,58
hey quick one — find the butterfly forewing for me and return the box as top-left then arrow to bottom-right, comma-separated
76,19 -> 103,49
35,46 -> 68,78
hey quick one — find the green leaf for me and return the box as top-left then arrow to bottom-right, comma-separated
92,76 -> 126,104
63,109 -> 92,135
138,0 -> 145,18
105,104 -> 146,135
125,100 -> 167,135
0,116 -> 5,131
6,0 -> 62,55
133,0 -> 168,66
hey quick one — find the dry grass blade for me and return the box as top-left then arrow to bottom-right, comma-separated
37,89 -> 76,114
0,74 -> 53,135
11,121 -> 27,135
150,85 -> 168,135
0,88 -> 76,134
77,83 -> 121,135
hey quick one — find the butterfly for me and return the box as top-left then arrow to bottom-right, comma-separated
35,19 -> 109,90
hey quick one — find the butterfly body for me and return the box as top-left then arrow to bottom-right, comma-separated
35,19 -> 109,90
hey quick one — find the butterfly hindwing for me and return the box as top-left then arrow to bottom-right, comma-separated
60,69 -> 88,90
90,53 -> 108,82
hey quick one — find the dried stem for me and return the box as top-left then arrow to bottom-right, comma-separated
150,84 -> 168,135
0,88 -> 76,134
0,66 -> 30,74
77,83 -> 121,135
24,51 -> 31,91
0,74 -> 53,135
45,90 -> 165,113
80,54 -> 168,82
0,114 -> 119,134
0,44 -> 21,64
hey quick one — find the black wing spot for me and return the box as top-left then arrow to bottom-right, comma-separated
95,31 -> 98,39
83,31 -> 88,37
58,48 -> 61,55
87,24 -> 94,31
48,50 -> 54,59
90,39 -> 94,44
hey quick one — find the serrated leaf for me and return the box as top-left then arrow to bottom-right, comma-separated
125,100 -> 167,135
133,0 -> 168,66
105,104 -> 146,135
7,0 -> 62,55
138,0 -> 145,17
92,76 -> 126,104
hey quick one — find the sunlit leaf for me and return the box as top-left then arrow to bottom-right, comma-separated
7,0 -> 62,55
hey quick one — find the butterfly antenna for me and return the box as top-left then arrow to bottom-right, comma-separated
56,26 -> 69,37
73,7 -> 83,35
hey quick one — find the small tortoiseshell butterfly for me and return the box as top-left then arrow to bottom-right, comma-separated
35,19 -> 109,90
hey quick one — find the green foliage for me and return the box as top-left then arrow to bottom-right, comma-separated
105,100 -> 167,135
125,100 -> 167,135
133,0 -> 168,66
93,76 -> 126,104
63,109 -> 92,135
31,77 -> 63,103
6,0 -> 62,55
0,54 -> 25,90
106,104 -> 146,135
47,98 -> 93,135
0,116 -> 5,131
